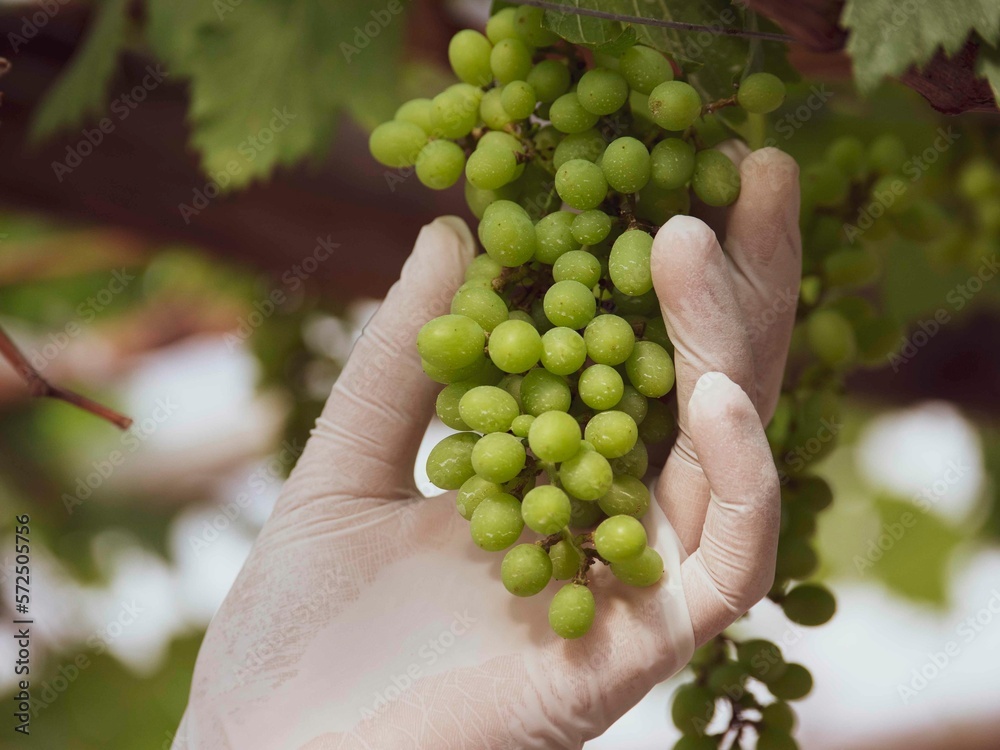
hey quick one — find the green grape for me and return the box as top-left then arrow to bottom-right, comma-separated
527,59 -> 571,103
625,341 -> 674,398
549,539 -> 583,579
479,200 -> 537,266
822,247 -> 880,288
758,728 -> 799,750
394,98 -> 434,133
513,4 -> 559,46
672,736 -> 716,750
471,432 -> 526,483
521,485 -> 572,534
466,145 -> 519,190
556,158 -> 609,210
534,210 -> 582,264
490,37 -> 533,85
451,286 -> 508,332
609,436 -> 648,479
650,138 -> 696,189
636,182 -> 690,224
577,367 -> 621,412
569,495 -> 604,527
619,45 -> 673,95
781,583 -> 836,626
540,327 -> 588,375
602,137 -> 652,194
511,414 -> 535,438
369,120 -> 427,167
553,129 -> 606,169
415,139 -> 466,190
610,546 -> 663,587
543,280 -> 597,329
528,410 -> 582,463
775,537 -> 819,580
769,663 -> 813,701
456,475 -> 502,520
598,474 -> 650,517
458,385 -> 520,433
705,662 -> 749,697
550,92 -> 601,134
520,367 -> 572,415
594,515 -> 646,562
532,124 -> 561,170
641,316 -> 670,350
426,432 -> 480,489
417,314 -> 486,371
801,162 -> 849,207
480,87 -> 514,130
868,133 -> 907,175
609,230 -> 654,295
585,410 -> 638,458
737,72 -> 785,114
637,398 -> 674,443
448,29 -> 494,86
553,250 -> 602,288
421,356 -> 490,385
736,638 -> 787,682
560,449 -> 614,501
670,683 -> 716,734
584,314 -> 635,365
570,210 -> 613,245
827,135 -> 867,179
501,81 -> 537,120
806,308 -> 857,367
577,67 -> 629,115
958,159 -> 999,200
549,583 -> 595,638
465,179 -> 518,219
436,381 -> 475,430
501,544 -> 553,596
485,6 -> 518,43
692,149 -> 741,207
470,492 -> 524,551
760,701 -> 796,732
648,80 -> 702,131
499,372 -> 524,406
431,85 -> 481,138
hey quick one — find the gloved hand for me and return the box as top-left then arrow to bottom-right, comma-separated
173,146 -> 800,750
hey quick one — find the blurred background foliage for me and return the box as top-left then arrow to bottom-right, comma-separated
0,0 -> 999,748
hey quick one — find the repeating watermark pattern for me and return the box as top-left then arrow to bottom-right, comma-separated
340,1 -> 405,63
853,458 -> 970,574
888,254 -> 999,372
843,127 -> 960,243
51,66 -> 170,182
896,589 -> 1000,704
177,107 -> 298,223
62,398 -> 181,514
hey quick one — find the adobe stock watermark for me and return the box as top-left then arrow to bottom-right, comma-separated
843,127 -> 960,243
340,0 -> 405,63
775,412 -> 843,485
853,458 -> 970,574
358,610 -> 477,721
177,107 -> 298,224
27,600 -> 143,716
187,439 -> 304,554
223,235 -> 339,350
51,66 -> 170,182
896,589 -> 1000,705
62,398 -> 181,514
23,268 -> 135,373
888,254 -> 999,372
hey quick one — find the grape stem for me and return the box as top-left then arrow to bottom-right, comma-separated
702,94 -> 739,116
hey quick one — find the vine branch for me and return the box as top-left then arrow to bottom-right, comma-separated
514,0 -> 796,43
0,325 -> 133,430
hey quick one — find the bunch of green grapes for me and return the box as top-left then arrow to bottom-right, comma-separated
369,4 -> 787,642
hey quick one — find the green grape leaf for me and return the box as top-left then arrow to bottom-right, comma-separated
842,0 -> 1000,94
869,495 -> 963,606
29,0 -> 129,143
146,0 -> 407,190
539,0 -> 790,100
590,25 -> 638,57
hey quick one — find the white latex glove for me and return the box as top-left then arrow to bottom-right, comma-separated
173,147 -> 800,749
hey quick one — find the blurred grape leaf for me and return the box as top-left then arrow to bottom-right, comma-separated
871,495 -> 963,606
539,0 -> 791,99
146,0 -> 407,189
29,0 -> 129,142
842,0 -> 1000,94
